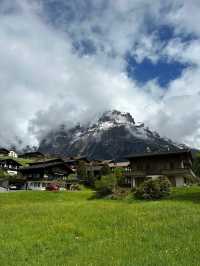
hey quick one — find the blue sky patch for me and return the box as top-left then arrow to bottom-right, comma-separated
126,55 -> 189,87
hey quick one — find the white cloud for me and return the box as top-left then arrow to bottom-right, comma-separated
1,0 -> 200,149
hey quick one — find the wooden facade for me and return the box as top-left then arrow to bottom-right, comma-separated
0,158 -> 22,174
127,150 -> 195,187
20,159 -> 73,182
0,148 -> 9,157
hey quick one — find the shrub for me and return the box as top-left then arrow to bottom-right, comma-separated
101,164 -> 111,176
134,177 -> 171,200
95,174 -> 117,197
70,184 -> 81,191
0,170 -> 7,180
113,167 -> 125,186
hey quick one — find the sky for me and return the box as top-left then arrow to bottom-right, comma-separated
1,0 -> 200,149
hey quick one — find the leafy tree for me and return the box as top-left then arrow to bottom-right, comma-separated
0,170 -> 7,180
134,177 -> 171,200
113,167 -> 125,186
95,174 -> 117,197
101,164 -> 111,176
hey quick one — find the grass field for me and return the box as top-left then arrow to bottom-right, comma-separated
1,187 -> 200,266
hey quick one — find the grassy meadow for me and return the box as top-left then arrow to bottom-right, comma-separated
0,187 -> 200,266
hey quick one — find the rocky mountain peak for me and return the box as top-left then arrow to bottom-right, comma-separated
38,109 -> 183,159
98,110 -> 135,125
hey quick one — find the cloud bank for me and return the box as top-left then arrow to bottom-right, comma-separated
1,0 -> 200,149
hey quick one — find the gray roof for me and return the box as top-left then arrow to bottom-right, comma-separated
20,161 -> 72,172
126,149 -> 192,159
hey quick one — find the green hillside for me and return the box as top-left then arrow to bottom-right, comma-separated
0,187 -> 200,266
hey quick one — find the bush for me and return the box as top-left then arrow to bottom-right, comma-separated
101,164 -> 111,176
0,170 -> 7,180
113,167 -> 125,186
95,174 -> 117,197
70,184 -> 81,191
134,177 -> 171,200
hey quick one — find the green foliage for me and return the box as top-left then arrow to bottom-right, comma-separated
67,173 -> 78,181
0,156 -> 33,166
0,188 -> 200,265
101,164 -> 111,176
113,167 -> 125,186
87,170 -> 96,187
77,161 -> 88,180
70,184 -> 81,191
95,174 -> 117,197
8,173 -> 26,183
0,169 -> 7,180
135,177 -> 171,200
95,167 -> 126,197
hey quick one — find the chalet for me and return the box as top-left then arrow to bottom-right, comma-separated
84,160 -> 131,179
86,160 -> 108,178
108,161 -> 130,171
8,150 -> 18,158
0,148 -> 9,157
126,150 -> 196,187
0,158 -> 22,175
108,161 -> 132,186
20,158 -> 73,190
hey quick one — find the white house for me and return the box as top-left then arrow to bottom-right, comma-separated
8,151 -> 18,158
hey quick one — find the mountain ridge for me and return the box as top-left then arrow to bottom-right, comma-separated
38,110 -> 186,159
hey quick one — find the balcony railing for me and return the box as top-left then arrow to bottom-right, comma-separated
124,167 -> 193,177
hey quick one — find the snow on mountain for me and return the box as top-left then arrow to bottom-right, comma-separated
38,110 -> 184,159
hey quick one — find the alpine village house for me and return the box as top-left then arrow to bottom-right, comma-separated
0,147 -> 197,190
126,149 -> 196,187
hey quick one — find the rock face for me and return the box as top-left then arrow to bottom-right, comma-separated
38,110 -> 184,159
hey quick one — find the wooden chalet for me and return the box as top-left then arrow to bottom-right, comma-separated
0,148 -> 9,157
0,158 -> 23,189
0,158 -> 22,175
126,149 -> 196,187
20,158 -> 73,190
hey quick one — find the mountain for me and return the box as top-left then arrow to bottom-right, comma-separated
38,110 -> 185,160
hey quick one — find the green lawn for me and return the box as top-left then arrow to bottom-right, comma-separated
0,187 -> 200,266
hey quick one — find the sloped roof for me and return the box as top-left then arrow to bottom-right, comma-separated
0,148 -> 9,154
20,160 -> 73,173
19,152 -> 45,158
126,149 -> 192,160
0,158 -> 22,166
28,158 -> 63,166
109,161 -> 130,168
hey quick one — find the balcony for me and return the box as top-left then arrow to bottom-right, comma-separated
126,167 -> 193,178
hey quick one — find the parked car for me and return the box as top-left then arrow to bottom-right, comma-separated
46,183 -> 60,191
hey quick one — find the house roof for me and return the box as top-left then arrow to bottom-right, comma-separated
109,161 -> 130,168
28,158 -> 63,166
19,151 -> 45,158
0,158 -> 22,166
20,161 -> 73,173
126,149 -> 192,160
0,148 -> 9,154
